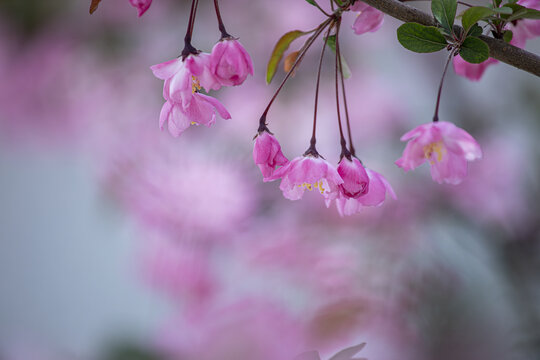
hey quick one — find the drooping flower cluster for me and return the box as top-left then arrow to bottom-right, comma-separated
253,130 -> 396,216
151,38 -> 253,137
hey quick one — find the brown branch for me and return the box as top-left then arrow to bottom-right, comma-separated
359,0 -> 540,77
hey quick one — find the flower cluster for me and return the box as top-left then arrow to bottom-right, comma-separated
151,39 -> 253,137
151,0 -> 253,137
253,130 -> 396,216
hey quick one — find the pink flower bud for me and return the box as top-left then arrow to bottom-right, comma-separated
253,131 -> 289,181
351,2 -> 384,35
210,39 -> 254,87
129,0 -> 152,17
337,157 -> 369,199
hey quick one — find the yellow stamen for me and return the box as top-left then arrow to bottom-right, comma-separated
297,180 -> 326,194
423,141 -> 445,164
191,76 -> 201,93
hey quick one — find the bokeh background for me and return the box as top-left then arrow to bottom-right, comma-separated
1,0 -> 539,359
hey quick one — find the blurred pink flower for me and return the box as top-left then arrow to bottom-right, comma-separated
270,155 -> 343,201
129,0 -> 152,17
350,2 -> 384,35
452,56 -> 498,82
333,168 -> 396,216
515,0 -> 540,40
159,94 -> 231,137
396,121 -> 482,185
140,235 -> 217,305
157,299 -> 306,360
253,131 -> 289,180
454,0 -> 539,81
337,157 -> 369,199
210,38 -> 254,87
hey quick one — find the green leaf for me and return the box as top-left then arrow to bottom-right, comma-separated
304,0 -> 319,7
468,24 -> 483,37
503,29 -> 513,42
508,7 -> 540,21
461,7 -> 496,33
397,23 -> 448,53
432,0 -> 458,33
490,6 -> 513,14
494,0 -> 502,7
325,35 -> 352,79
266,30 -> 308,84
459,36 -> 490,63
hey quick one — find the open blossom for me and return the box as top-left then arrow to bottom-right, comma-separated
129,0 -> 152,17
270,155 -> 343,201
253,131 -> 288,181
333,168 -> 396,216
350,1 -> 384,35
210,39 -> 254,87
395,121 -> 482,185
159,94 -> 231,137
151,54 -> 230,136
336,157 -> 369,199
151,53 -> 220,106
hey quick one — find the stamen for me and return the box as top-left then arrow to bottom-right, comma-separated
423,141 -> 445,164
191,76 -> 201,93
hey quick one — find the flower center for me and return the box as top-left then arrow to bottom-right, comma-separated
191,76 -> 201,93
298,180 -> 326,194
423,141 -> 445,164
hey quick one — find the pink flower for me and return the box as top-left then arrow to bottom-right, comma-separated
515,0 -> 540,40
210,39 -> 254,87
253,131 -> 289,181
395,121 -> 482,185
151,54 -> 230,136
159,94 -> 231,137
129,0 -> 152,17
350,2 -> 384,35
151,53 -> 220,107
334,168 -> 396,216
270,155 -> 343,201
336,157 -> 369,199
452,56 -> 498,82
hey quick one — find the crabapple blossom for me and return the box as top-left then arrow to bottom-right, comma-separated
253,130 -> 288,180
129,0 -> 152,17
158,94 -> 231,137
210,38 -> 254,87
270,155 -> 343,201
152,54 -> 230,136
151,54 -> 220,107
336,157 -> 369,199
395,121 -> 482,185
350,1 -> 384,35
333,168 -> 396,216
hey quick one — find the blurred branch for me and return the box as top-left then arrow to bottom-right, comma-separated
361,0 -> 540,77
